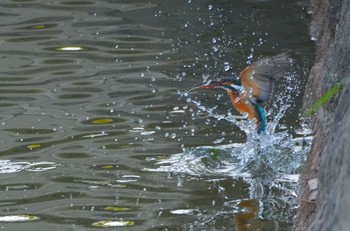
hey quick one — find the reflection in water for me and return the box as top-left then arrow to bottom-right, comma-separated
234,199 -> 259,231
0,0 -> 313,230
0,159 -> 60,173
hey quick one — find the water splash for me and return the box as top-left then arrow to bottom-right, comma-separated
146,130 -> 310,178
144,128 -> 310,225
146,72 -> 312,224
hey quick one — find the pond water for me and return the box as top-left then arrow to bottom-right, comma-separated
0,0 -> 314,230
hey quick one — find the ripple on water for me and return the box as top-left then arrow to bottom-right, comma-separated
0,0 -> 314,230
0,160 -> 60,174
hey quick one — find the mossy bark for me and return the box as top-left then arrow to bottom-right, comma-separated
294,0 -> 350,230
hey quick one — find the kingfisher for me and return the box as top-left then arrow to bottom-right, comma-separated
192,53 -> 290,134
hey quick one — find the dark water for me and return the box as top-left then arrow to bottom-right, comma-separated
0,0 -> 314,230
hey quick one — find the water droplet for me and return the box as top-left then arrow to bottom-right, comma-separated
224,62 -> 230,71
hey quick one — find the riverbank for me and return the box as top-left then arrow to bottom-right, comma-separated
294,0 -> 350,230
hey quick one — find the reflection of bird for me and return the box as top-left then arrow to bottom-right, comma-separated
193,53 -> 290,133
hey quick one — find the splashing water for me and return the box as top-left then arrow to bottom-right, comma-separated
145,73 -> 312,224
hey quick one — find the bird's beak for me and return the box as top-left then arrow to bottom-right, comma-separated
188,80 -> 220,92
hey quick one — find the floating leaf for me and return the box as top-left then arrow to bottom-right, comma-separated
104,206 -> 131,212
26,144 -> 41,149
34,25 -> 45,29
101,165 -> 114,169
91,118 -> 114,124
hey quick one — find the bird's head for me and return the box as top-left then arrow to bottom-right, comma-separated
192,77 -> 241,93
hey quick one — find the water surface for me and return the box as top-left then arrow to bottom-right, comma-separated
0,0 -> 314,230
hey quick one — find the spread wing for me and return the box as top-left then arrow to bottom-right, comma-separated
239,53 -> 291,101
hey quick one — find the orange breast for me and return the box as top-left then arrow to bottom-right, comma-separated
228,91 -> 258,121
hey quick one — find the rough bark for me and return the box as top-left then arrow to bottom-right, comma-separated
294,0 -> 350,230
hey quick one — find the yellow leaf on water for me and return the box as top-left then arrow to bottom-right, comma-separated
104,206 -> 131,212
34,25 -> 45,29
27,144 -> 41,149
102,165 -> 114,169
91,118 -> 114,124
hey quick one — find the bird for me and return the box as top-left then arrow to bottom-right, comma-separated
192,53 -> 291,134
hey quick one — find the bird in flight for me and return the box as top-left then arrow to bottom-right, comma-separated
191,53 -> 291,134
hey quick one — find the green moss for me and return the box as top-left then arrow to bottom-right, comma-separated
304,82 -> 343,118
